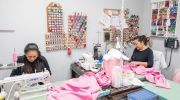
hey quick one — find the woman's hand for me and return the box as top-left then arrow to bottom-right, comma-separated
130,61 -> 148,67
130,61 -> 140,65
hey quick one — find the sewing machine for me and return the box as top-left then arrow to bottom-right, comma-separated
0,70 -> 51,100
78,53 -> 100,72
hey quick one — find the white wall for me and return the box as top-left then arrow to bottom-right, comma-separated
143,0 -> 180,80
0,0 -> 121,81
124,0 -> 145,34
0,0 -> 145,82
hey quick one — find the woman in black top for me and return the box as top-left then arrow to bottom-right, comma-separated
10,43 -> 51,76
130,35 -> 154,68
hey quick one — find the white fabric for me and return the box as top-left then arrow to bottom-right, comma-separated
153,50 -> 167,72
103,48 -> 130,61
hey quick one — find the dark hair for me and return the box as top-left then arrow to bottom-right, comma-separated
24,43 -> 39,53
22,43 -> 44,74
133,35 -> 149,45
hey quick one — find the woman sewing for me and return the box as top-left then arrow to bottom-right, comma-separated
130,35 -> 154,68
10,43 -> 51,76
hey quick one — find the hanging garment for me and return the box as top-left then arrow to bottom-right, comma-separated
153,50 -> 167,72
48,72 -> 100,100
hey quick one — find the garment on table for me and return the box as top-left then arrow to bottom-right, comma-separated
123,64 -> 170,89
96,48 -> 130,86
131,48 -> 154,68
102,58 -> 123,80
95,70 -> 111,86
48,72 -> 100,100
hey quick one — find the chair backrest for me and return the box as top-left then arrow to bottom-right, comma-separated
153,50 -> 167,72
173,69 -> 180,84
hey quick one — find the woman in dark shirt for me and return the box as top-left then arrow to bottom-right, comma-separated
130,35 -> 154,68
10,43 -> 51,76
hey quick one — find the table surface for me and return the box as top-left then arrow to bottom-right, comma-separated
143,80 -> 180,100
22,63 -> 180,100
22,78 -> 180,100
71,63 -> 180,100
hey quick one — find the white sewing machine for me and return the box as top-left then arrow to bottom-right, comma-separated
0,70 -> 51,100
78,53 -> 101,72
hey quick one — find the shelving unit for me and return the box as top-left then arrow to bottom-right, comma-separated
150,0 -> 179,37
45,2 -> 67,52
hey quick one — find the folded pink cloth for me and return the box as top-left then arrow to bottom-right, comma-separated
154,74 -> 170,89
95,69 -> 111,86
123,64 -> 170,89
48,72 -> 100,100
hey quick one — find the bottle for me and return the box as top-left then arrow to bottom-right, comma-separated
112,66 -> 122,88
14,91 -> 20,100
12,48 -> 18,66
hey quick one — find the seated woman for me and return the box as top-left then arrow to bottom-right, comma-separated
130,35 -> 154,68
10,43 -> 51,76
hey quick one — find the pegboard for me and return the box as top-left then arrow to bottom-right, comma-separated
103,9 -> 139,44
45,2 -> 67,52
45,32 -> 67,51
47,2 -> 64,32
68,13 -> 87,49
128,15 -> 139,38
151,0 -> 179,37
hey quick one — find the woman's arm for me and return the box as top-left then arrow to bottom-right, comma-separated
41,56 -> 51,75
147,49 -> 154,68
130,61 -> 148,67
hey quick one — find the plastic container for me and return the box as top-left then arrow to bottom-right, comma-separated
127,89 -> 158,100
112,66 -> 123,88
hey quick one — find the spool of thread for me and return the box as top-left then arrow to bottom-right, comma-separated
0,96 -> 4,100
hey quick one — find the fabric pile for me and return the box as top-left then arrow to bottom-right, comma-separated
123,64 -> 170,89
48,72 -> 100,100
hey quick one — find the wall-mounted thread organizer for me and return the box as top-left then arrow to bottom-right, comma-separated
128,15 -> 139,38
68,12 -> 87,49
151,0 -> 178,37
103,8 -> 139,45
45,2 -> 67,52
45,32 -> 67,51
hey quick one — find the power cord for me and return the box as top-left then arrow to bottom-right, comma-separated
167,48 -> 173,69
7,81 -> 20,100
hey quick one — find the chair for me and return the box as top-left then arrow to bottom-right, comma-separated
153,50 -> 167,72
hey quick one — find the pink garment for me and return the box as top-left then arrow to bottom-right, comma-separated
98,58 -> 123,86
48,72 -> 100,100
95,69 -> 111,86
102,58 -> 123,79
123,64 -> 170,89
173,69 -> 180,84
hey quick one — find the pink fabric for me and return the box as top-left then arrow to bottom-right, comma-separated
97,58 -> 123,86
154,74 -> 170,88
102,58 -> 123,79
95,69 -> 111,86
48,72 -> 100,100
173,69 -> 180,84
123,64 -> 170,89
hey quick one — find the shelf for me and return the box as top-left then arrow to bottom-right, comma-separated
0,63 -> 24,70
0,30 -> 15,32
150,35 -> 177,38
